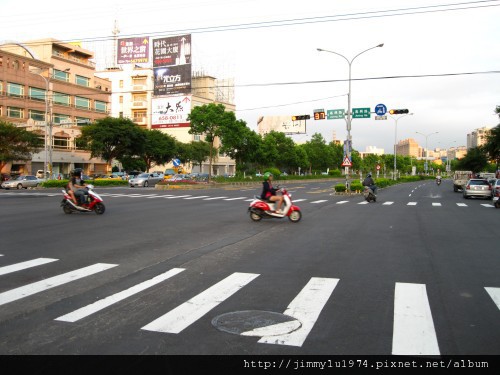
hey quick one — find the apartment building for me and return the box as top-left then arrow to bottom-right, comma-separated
0,39 -> 112,176
96,66 -> 236,176
467,126 -> 491,150
395,138 -> 420,158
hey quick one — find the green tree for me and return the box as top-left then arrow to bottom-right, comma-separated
456,147 -> 489,173
77,117 -> 146,171
188,140 -> 211,173
483,107 -> 500,170
302,133 -> 333,172
0,120 -> 43,172
188,103 -> 236,181
219,119 -> 262,169
142,129 -> 177,172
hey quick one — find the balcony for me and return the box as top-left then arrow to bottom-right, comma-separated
132,84 -> 147,91
132,100 -> 147,108
133,117 -> 147,125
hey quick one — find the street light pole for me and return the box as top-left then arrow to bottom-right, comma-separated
415,131 -> 439,174
29,67 -> 51,179
317,43 -> 384,189
391,113 -> 413,180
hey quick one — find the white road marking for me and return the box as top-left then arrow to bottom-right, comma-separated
164,195 -> 192,199
311,200 -> 328,204
223,197 -> 247,201
242,320 -> 301,337
456,203 -> 467,207
55,268 -> 185,322
392,282 -> 440,355
0,258 -> 58,276
203,196 -> 228,200
183,196 -> 210,200
0,263 -> 118,306
485,287 -> 500,310
337,201 -> 349,204
481,204 -> 494,207
432,203 -> 441,206
141,272 -> 259,334
407,202 -> 417,206
358,201 -> 369,204
258,277 -> 339,347
383,202 -> 394,205
291,199 -> 306,203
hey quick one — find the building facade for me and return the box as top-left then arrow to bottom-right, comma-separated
0,39 -> 112,176
467,126 -> 491,150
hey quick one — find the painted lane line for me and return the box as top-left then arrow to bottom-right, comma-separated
258,277 -> 339,347
432,203 -> 442,206
55,268 -> 185,322
203,196 -> 228,200
311,200 -> 328,204
383,202 -> 394,205
485,287 -> 500,310
184,196 -> 210,200
337,201 -> 349,204
223,197 -> 247,201
358,201 -> 369,205
456,203 -> 467,207
164,195 -> 192,199
291,199 -> 306,203
141,272 -> 259,334
481,204 -> 494,208
0,263 -> 118,306
392,282 -> 440,355
407,202 -> 417,206
0,258 -> 58,276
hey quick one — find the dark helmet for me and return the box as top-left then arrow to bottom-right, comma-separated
71,168 -> 82,177
367,173 -> 372,178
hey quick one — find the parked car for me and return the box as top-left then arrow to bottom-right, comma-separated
462,178 -> 492,199
1,175 -> 41,189
129,173 -> 163,187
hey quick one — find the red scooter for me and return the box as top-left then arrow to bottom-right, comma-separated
61,184 -> 106,214
248,186 -> 302,222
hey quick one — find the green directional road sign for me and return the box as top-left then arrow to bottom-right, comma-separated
352,107 -> 371,118
327,109 -> 345,120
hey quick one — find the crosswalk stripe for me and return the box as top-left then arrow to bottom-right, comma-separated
392,282 -> 440,355
55,268 -> 185,322
203,196 -> 228,200
485,287 -> 500,310
0,263 -> 118,306
164,195 -> 192,199
383,202 -> 394,205
456,203 -> 467,207
223,197 -> 247,201
291,199 -> 306,203
337,201 -> 349,204
311,200 -> 328,204
0,258 -> 58,276
407,202 -> 417,206
432,203 -> 442,206
481,204 -> 494,207
258,277 -> 339,347
184,196 -> 210,200
141,272 -> 259,334
358,201 -> 369,205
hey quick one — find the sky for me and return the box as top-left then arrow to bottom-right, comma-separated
1,0 -> 499,153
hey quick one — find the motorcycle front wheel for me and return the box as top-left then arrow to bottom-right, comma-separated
94,202 -> 106,215
63,203 -> 73,214
288,210 -> 302,222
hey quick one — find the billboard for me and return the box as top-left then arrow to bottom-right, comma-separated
152,34 -> 191,67
151,95 -> 192,128
153,65 -> 191,96
257,116 -> 306,135
117,37 -> 150,64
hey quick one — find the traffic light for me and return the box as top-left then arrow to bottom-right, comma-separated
389,109 -> 409,115
292,115 -> 310,121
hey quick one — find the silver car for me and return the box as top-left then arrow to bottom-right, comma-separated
1,175 -> 41,189
129,173 -> 163,187
462,178 -> 492,199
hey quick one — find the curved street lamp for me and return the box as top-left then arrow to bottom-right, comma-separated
391,112 -> 413,180
317,43 -> 384,188
415,131 -> 439,174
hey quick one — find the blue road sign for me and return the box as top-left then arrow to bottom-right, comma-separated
375,103 -> 387,116
173,158 -> 181,166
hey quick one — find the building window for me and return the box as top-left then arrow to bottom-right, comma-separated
119,96 -> 123,104
75,75 -> 90,87
95,101 -> 107,113
29,87 -> 46,101
119,80 -> 124,88
53,113 -> 71,124
7,106 -> 24,118
53,92 -> 70,106
29,109 -> 46,121
132,110 -> 147,123
53,136 -> 70,149
119,112 -> 123,118
7,82 -> 24,97
75,96 -> 90,110
76,117 -> 91,126
53,69 -> 70,82
13,60 -> 20,69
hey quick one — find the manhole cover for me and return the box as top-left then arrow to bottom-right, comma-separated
212,310 -> 301,337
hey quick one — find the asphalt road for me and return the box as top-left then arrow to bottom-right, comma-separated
0,179 -> 499,359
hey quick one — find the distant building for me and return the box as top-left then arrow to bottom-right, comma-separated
467,126 -> 491,149
396,138 -> 419,158
358,146 -> 384,158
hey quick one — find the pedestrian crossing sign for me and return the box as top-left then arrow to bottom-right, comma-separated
341,156 -> 352,167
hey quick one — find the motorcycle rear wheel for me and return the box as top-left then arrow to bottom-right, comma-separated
94,202 -> 106,215
495,200 -> 500,209
250,209 -> 263,221
288,210 -> 302,222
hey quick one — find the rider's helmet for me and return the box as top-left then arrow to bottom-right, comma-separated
263,172 -> 273,181
367,173 -> 372,178
71,168 -> 82,178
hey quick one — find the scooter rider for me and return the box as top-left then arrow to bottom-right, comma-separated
436,175 -> 442,184
67,169 -> 87,205
362,173 -> 377,195
261,172 -> 284,214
